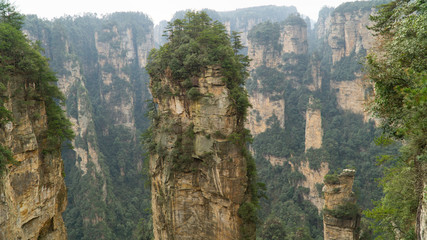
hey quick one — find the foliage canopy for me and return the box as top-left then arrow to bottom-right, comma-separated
364,0 -> 427,239
147,11 -> 251,119
0,0 -> 73,172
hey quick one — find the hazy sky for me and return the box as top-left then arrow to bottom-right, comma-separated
12,0 -> 358,24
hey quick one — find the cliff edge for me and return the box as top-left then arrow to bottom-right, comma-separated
323,169 -> 360,240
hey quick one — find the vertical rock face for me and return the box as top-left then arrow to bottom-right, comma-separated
95,24 -> 154,129
298,162 -> 329,210
318,6 -> 377,123
323,169 -> 360,240
247,41 -> 281,70
330,78 -> 374,123
23,14 -> 154,239
247,19 -> 308,71
318,8 -> 374,64
280,23 -> 308,55
0,82 -> 67,239
150,67 -> 250,239
305,98 -> 323,152
246,17 -> 307,136
246,92 -> 285,135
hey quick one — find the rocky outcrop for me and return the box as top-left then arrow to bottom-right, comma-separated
0,79 -> 67,239
95,25 -> 154,129
308,58 -> 322,91
264,155 -> 287,167
323,169 -> 360,240
280,22 -> 308,55
221,6 -> 298,47
150,67 -> 252,239
23,14 -> 155,239
57,57 -> 103,177
305,98 -> 323,151
317,7 -> 374,64
247,92 -> 285,135
247,41 -> 281,70
246,16 -> 307,136
330,78 -> 376,123
248,18 -> 308,71
299,161 -> 329,211
318,6 -> 380,125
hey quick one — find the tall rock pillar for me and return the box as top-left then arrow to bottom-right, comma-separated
149,66 -> 253,239
323,169 -> 360,240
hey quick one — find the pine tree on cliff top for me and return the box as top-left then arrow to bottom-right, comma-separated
146,11 -> 251,121
145,11 -> 261,239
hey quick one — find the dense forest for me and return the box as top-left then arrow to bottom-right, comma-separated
0,0 -> 425,239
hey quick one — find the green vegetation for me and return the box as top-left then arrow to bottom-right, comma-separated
250,66 -> 285,94
0,0 -> 73,176
364,0 -> 427,239
147,12 -> 250,120
247,22 -> 281,50
331,49 -> 366,82
283,14 -> 307,26
324,202 -> 360,220
324,173 -> 340,185
334,0 -> 391,14
24,12 -> 153,239
0,144 -> 14,176
246,2 -> 403,239
0,82 -> 12,126
146,12 -> 259,239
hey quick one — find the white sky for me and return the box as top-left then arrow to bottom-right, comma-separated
12,0 -> 359,24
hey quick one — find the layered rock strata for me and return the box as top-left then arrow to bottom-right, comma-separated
305,98 -> 323,152
246,17 -> 308,136
150,67 -> 252,239
0,80 -> 67,239
323,169 -> 360,240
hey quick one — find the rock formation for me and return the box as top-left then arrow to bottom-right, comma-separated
0,74 -> 67,239
246,92 -> 285,135
149,66 -> 253,240
305,98 -> 323,152
23,13 -> 155,239
318,5 -> 377,122
317,6 -> 374,64
246,15 -> 308,136
323,169 -> 360,240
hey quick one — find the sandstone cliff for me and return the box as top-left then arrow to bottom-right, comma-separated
318,5 -> 377,122
0,72 -> 67,240
246,16 -> 308,136
149,66 -> 253,239
23,14 -> 155,239
305,98 -> 323,152
323,169 -> 360,240
247,92 -> 284,135
317,6 -> 374,64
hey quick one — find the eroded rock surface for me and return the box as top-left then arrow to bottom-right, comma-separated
323,169 -> 360,240
0,80 -> 67,239
150,67 -> 252,239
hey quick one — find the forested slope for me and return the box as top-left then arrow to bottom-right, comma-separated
19,1 -> 407,239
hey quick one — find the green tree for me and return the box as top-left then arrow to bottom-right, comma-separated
147,11 -> 250,119
364,0 -> 427,239
146,11 -> 257,239
0,0 -> 23,29
0,1 -> 73,173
